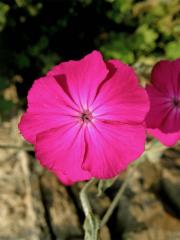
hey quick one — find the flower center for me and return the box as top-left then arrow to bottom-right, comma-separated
80,110 -> 93,123
173,98 -> 180,108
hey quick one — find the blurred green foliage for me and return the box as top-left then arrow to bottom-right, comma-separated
100,0 -> 180,62
0,0 -> 179,119
0,2 -> 10,31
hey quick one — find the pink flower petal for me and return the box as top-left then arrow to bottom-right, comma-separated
148,128 -> 180,147
160,107 -> 180,133
19,51 -> 150,184
19,75 -> 78,144
151,59 -> 180,98
48,50 -> 108,109
35,122 -> 92,185
82,121 -> 146,179
91,60 -> 149,124
145,85 -> 177,132
146,58 -> 180,146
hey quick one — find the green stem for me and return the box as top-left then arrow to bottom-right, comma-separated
80,178 -> 97,216
100,166 -> 136,227
80,178 -> 100,240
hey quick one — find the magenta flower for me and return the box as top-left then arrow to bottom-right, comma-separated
19,51 -> 149,185
146,59 -> 180,146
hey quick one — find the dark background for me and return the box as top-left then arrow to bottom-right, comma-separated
0,0 -> 179,121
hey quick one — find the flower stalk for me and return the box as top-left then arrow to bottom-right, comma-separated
80,178 -> 100,240
100,166 -> 135,227
80,178 -> 97,217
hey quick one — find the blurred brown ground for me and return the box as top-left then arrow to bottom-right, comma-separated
0,115 -> 180,240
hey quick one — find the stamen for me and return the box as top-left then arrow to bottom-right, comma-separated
173,98 -> 180,108
80,110 -> 93,123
